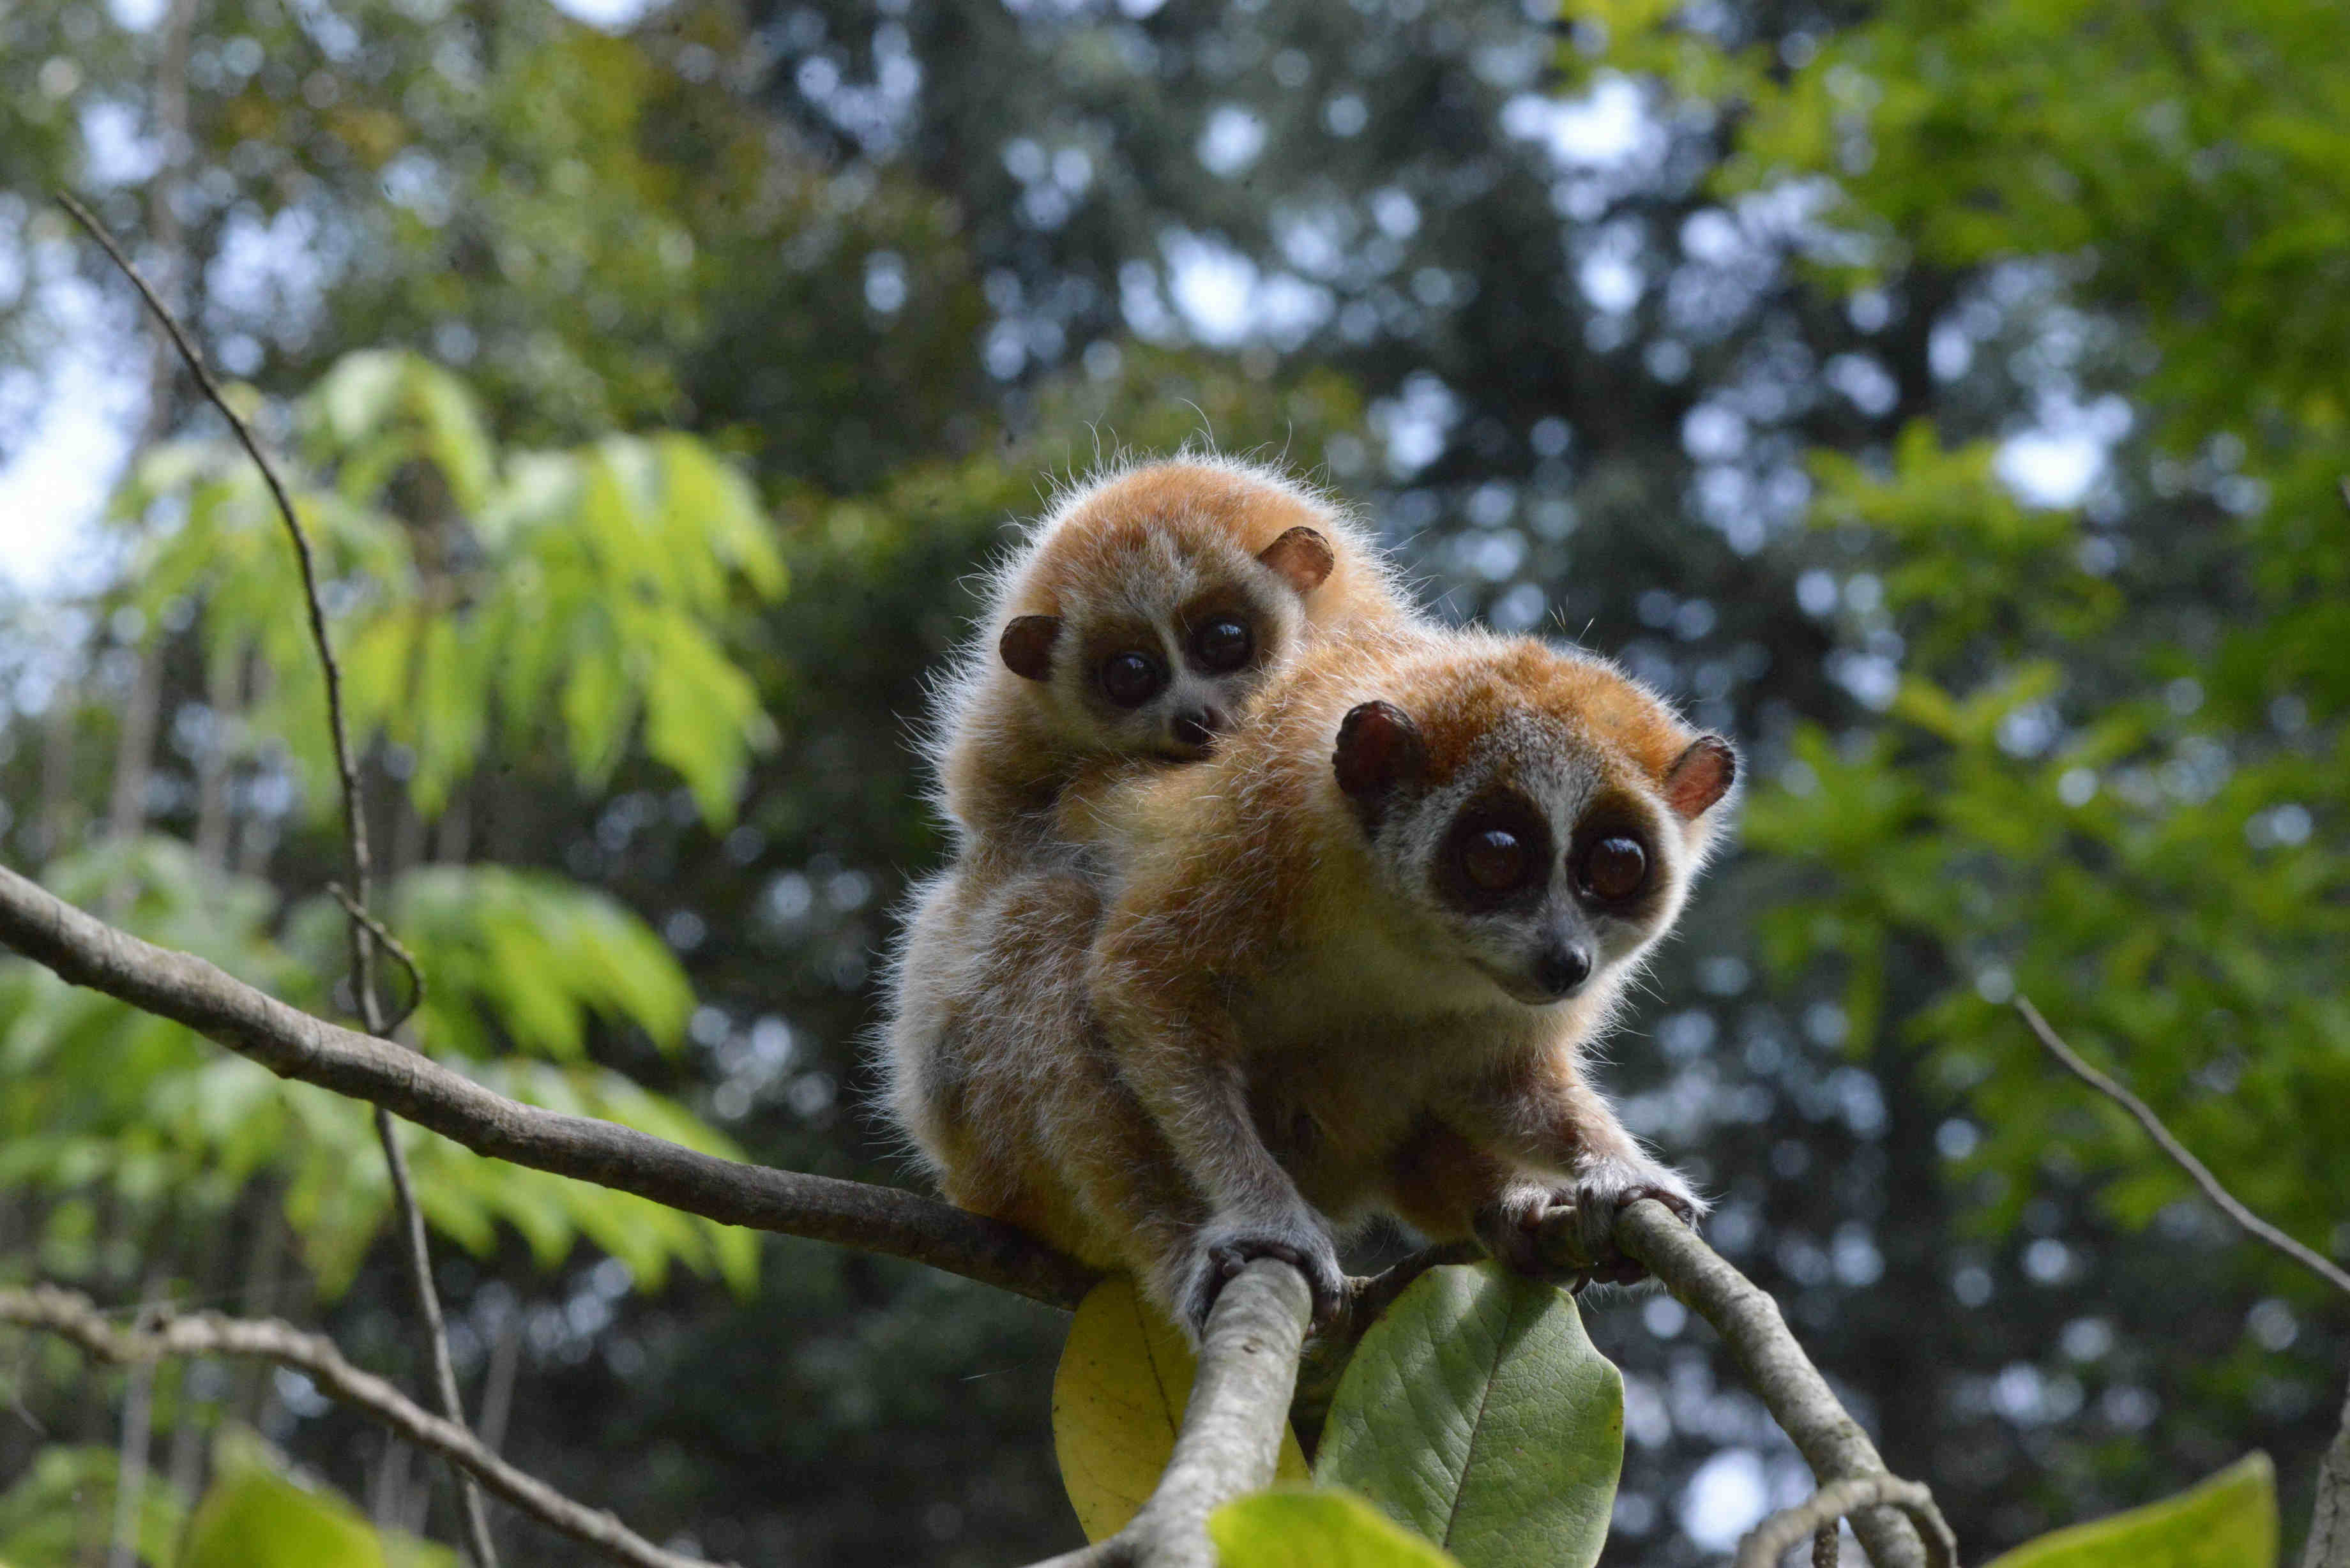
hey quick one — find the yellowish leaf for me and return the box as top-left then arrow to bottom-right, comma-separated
1052,1274 -> 1308,1541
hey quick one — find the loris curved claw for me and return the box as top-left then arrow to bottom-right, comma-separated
1482,1165 -> 1706,1290
1564,1160 -> 1706,1288
1181,1221 -> 1346,1339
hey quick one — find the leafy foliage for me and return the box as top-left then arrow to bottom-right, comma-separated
180,1429 -> 454,1568
121,350 -> 785,824
0,1445 -> 188,1568
1316,1265 -> 1623,1568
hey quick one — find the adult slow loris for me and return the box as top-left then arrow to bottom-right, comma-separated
1050,622 -> 1734,1332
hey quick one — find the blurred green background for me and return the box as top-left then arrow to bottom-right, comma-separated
0,0 -> 2343,1562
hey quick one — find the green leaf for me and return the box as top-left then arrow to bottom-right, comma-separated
1982,1452 -> 2277,1568
0,1445 -> 187,1567
181,1431 -> 459,1568
1315,1263 -> 1622,1568
1211,1488 -> 1466,1568
1051,1274 -> 1308,1542
181,1456 -> 387,1568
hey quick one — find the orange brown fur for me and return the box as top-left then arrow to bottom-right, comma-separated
1072,622 -> 1734,1323
927,455 -> 1413,856
882,455 -> 1419,1243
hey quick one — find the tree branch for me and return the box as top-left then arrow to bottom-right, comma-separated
1735,1475 -> 1957,1568
2015,997 -> 2350,1568
0,858 -> 1097,1308
0,1284 -> 715,1568
58,189 -> 499,1565
1595,1200 -> 1947,1568
1029,1260 -> 1314,1568
2014,997 -> 2350,1297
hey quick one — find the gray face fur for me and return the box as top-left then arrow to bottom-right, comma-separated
1348,710 -> 1697,1009
1005,531 -> 1312,762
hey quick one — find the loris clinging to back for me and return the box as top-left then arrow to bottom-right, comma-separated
883,455 -> 1420,1242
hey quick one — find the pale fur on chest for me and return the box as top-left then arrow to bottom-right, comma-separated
1218,872 -> 1615,1216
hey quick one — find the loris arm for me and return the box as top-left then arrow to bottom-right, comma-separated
1089,937 -> 1346,1335
1434,1049 -> 1706,1285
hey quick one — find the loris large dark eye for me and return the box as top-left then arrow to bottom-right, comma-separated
1461,829 -> 1535,894
1577,835 -> 1648,903
1192,617 -> 1253,672
1100,652 -> 1166,708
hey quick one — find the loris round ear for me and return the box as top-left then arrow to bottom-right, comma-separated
999,615 -> 1062,682
1334,700 -> 1428,802
1664,735 -> 1737,818
1257,526 -> 1336,596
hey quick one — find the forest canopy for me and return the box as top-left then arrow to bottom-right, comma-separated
0,0 -> 2343,1564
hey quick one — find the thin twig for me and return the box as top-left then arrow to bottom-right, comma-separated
59,190 -> 497,1565
2014,997 -> 2350,1297
330,882 -> 424,1035
1735,1475 -> 1957,1568
0,1284 -> 720,1568
1605,1200 -> 1944,1568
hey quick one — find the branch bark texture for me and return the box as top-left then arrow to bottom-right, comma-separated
0,1285 -> 711,1568
1736,1475 -> 1957,1568
1611,1200 -> 1940,1568
1034,1260 -> 1313,1568
0,859 -> 1095,1309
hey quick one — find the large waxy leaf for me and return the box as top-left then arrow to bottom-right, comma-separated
1051,1274 -> 1308,1541
1982,1452 -> 2277,1568
1211,1487 -> 1465,1568
1316,1263 -> 1621,1568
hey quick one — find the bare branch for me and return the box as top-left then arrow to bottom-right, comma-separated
1029,1260 -> 1314,1568
0,1284 -> 718,1568
330,882 -> 425,1036
1736,1475 -> 1957,1568
2018,988 -> 2350,1568
72,183 -> 470,1565
0,859 -> 1097,1308
1601,1200 -> 1947,1568
2015,997 -> 2350,1298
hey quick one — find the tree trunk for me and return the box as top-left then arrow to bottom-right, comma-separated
2304,1370 -> 2350,1568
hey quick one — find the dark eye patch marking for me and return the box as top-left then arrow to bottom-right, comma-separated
1567,793 -> 1668,916
1099,651 -> 1166,707
1191,616 -> 1252,672
1434,788 -> 1554,912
